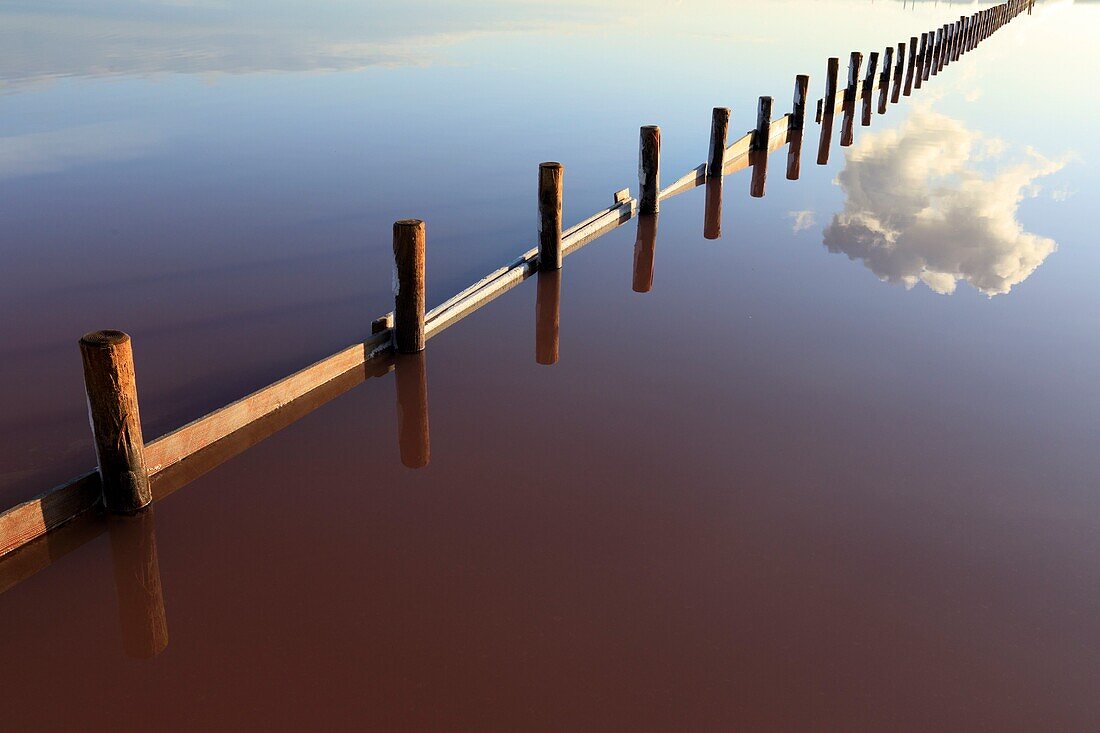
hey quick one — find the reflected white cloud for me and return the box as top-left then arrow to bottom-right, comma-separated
788,210 -> 817,234
823,108 -> 1065,297
0,123 -> 162,180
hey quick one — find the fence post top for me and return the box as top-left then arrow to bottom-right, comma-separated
81,330 -> 130,347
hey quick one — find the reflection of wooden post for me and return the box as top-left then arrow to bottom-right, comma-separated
878,47 -> 893,114
749,96 -> 771,198
394,352 -> 429,469
639,126 -> 661,215
392,219 -> 426,354
535,269 -> 560,366
109,508 -> 168,659
632,214 -> 658,293
79,331 -> 151,514
538,162 -> 563,270
816,111 -> 834,166
840,98 -> 855,148
891,42 -> 904,103
708,107 -> 730,179
703,178 -> 723,240
786,129 -> 804,182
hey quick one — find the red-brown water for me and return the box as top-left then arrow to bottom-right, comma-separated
2,1 -> 1098,730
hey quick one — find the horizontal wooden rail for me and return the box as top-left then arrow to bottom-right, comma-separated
0,0 -> 1030,566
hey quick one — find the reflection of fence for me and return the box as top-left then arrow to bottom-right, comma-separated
0,0 -> 1033,571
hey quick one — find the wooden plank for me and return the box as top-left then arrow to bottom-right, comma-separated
0,471 -> 101,560
423,200 -> 636,340
144,332 -> 394,474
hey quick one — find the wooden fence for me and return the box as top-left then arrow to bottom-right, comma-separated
0,0 -> 1033,574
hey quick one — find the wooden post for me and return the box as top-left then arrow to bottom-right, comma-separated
708,107 -> 730,179
923,30 -> 934,80
914,34 -> 927,90
632,214 -> 658,293
787,75 -> 809,181
538,162 -> 563,270
891,42 -> 904,103
394,351 -> 429,468
904,36 -> 917,96
109,509 -> 168,659
639,125 -> 660,215
750,96 -> 771,198
862,52 -> 878,126
535,269 -> 561,365
844,52 -> 862,104
79,331 -> 151,514
751,96 -> 772,152
790,75 -> 809,131
392,219 -> 426,353
878,46 -> 893,115
932,28 -> 942,75
942,25 -> 951,69
824,57 -> 839,114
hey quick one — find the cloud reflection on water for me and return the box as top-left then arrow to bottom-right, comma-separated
823,107 -> 1064,296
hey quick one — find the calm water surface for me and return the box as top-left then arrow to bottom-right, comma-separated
1,1 -> 1098,730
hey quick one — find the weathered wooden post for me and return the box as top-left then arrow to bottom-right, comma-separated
632,214 -> 658,292
708,107 -> 730,179
923,30 -> 934,80
844,52 -> 862,104
932,28 -> 942,75
941,25 -> 951,69
109,509 -> 168,659
824,57 -> 839,114
878,46 -> 893,115
904,36 -> 917,95
79,330 -> 151,514
791,75 -> 809,132
787,74 -> 809,181
840,53 -> 860,147
535,269 -> 561,365
750,96 -> 771,197
862,52 -> 878,126
394,351 -> 429,468
891,42 -> 905,103
392,219 -> 426,354
639,125 -> 660,215
538,162 -> 564,270
914,34 -> 927,90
